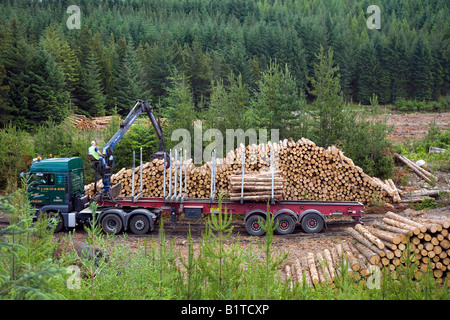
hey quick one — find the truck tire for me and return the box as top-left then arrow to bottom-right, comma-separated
274,215 -> 296,235
48,212 -> 64,233
101,214 -> 123,234
301,213 -> 324,233
245,215 -> 266,236
129,215 -> 150,234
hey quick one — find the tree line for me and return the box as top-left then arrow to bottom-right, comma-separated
0,0 -> 448,130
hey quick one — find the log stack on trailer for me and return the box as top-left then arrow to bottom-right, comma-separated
85,138 -> 398,205
283,211 -> 450,287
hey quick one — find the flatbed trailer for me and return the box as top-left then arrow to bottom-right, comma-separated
90,196 -> 364,236
27,153 -> 364,236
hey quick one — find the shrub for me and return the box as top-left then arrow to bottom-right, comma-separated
0,124 -> 34,192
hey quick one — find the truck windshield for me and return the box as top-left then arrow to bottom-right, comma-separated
28,173 -> 55,188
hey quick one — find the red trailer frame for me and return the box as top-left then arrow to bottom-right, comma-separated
96,196 -> 364,236
92,148 -> 364,236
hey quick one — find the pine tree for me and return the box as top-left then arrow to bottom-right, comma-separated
252,61 -> 307,140
208,72 -> 250,132
1,19 -> 68,129
356,31 -> 380,104
162,72 -> 197,151
409,32 -> 433,101
0,63 -> 12,127
112,43 -> 146,116
308,46 -> 346,148
79,52 -> 106,116
182,38 -> 213,107
41,26 -> 81,102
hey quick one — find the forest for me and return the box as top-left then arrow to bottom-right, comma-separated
0,0 -> 449,190
0,0 -> 449,127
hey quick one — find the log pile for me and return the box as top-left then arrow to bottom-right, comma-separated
91,115 -> 119,130
66,114 -> 97,131
277,139 -> 397,203
283,211 -> 450,288
394,153 -> 438,184
85,138 -> 398,204
228,171 -> 284,202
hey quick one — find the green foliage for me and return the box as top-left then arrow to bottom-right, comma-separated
413,197 -> 439,210
398,120 -> 450,173
0,181 -> 64,299
308,46 -> 347,148
393,98 -> 450,112
0,0 -> 448,128
111,122 -> 158,171
0,124 -> 34,191
252,61 -> 308,140
343,111 -> 395,178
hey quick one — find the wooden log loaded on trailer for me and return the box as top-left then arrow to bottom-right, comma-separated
82,139 -> 403,236
283,211 -> 450,287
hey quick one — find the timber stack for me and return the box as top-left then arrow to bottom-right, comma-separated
283,211 -> 450,288
85,138 -> 398,204
66,114 -> 97,131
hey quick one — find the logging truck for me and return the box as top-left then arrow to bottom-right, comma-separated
24,100 -> 364,236
25,155 -> 364,236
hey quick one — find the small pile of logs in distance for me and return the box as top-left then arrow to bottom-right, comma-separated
85,138 -> 397,204
283,211 -> 450,288
66,114 -> 97,131
394,153 -> 438,184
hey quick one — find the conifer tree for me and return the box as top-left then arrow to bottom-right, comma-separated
252,61 -> 307,140
182,38 -> 213,107
409,33 -> 433,101
308,46 -> 346,148
112,43 -> 146,116
79,52 -> 106,116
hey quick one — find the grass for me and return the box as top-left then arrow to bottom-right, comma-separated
1,186 -> 449,300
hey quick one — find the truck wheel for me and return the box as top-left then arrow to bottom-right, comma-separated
129,215 -> 150,234
274,215 -> 296,235
48,212 -> 64,233
301,213 -> 324,233
246,215 -> 266,236
101,214 -> 123,234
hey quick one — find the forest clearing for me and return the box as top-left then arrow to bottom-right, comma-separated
0,0 -> 449,302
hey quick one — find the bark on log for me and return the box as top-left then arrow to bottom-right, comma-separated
341,241 -> 360,272
307,252 -> 320,285
385,211 -> 427,233
355,224 -> 385,250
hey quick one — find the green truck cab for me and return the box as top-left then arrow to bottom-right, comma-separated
27,157 -> 89,230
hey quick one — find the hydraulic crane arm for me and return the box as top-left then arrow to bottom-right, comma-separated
103,100 -> 163,154
96,99 -> 167,195
102,99 -> 166,168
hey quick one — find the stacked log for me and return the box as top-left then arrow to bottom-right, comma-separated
66,114 -> 97,131
277,139 -> 396,203
91,115 -> 120,130
85,138 -> 398,204
283,211 -> 450,288
394,153 -> 438,183
228,171 -> 284,202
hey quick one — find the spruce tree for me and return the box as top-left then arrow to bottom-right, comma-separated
409,33 -> 433,101
308,46 -> 346,148
182,38 -> 213,107
112,44 -> 146,116
252,61 -> 307,140
79,52 -> 106,116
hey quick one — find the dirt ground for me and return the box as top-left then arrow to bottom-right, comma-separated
371,111 -> 449,143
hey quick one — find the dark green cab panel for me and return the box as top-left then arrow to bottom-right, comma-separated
29,157 -> 84,173
28,157 -> 85,207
